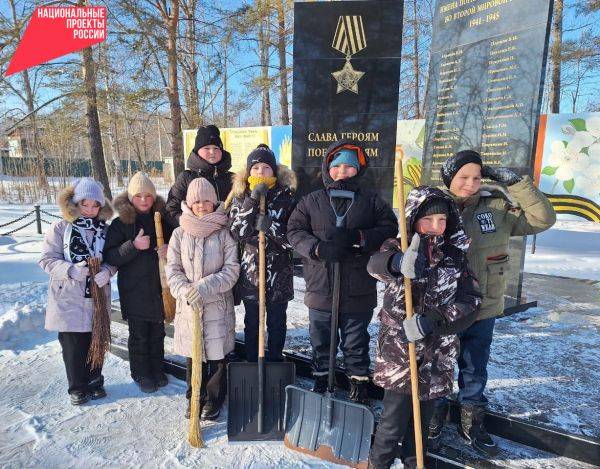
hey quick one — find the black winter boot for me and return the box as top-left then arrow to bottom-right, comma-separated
458,404 -> 499,457
348,377 -> 369,404
138,377 -> 158,394
312,374 -> 328,393
89,386 -> 107,400
154,373 -> 168,388
428,400 -> 448,449
201,401 -> 220,421
88,377 -> 106,400
70,390 -> 89,406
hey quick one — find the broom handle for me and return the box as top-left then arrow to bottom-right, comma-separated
257,194 -> 266,434
189,302 -> 204,448
154,212 -> 165,247
223,189 -> 235,211
154,211 -> 174,321
154,213 -> 168,283
396,157 -> 424,469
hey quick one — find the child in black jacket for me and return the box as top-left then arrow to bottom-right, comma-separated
229,144 -> 297,362
287,140 -> 398,402
104,172 -> 173,393
165,125 -> 234,227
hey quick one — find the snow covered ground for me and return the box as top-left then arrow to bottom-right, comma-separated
1,203 -> 599,467
0,306 -> 334,468
524,220 -> 600,281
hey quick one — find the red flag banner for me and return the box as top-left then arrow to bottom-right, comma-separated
5,6 -> 107,77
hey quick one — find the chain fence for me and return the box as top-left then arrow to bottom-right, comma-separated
0,205 -> 56,236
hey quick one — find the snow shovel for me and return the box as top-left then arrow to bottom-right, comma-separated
227,193 -> 296,442
284,189 -> 375,468
396,156 -> 424,469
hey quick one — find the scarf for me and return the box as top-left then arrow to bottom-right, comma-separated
179,202 -> 228,238
420,234 -> 445,266
63,217 -> 107,298
247,175 -> 277,190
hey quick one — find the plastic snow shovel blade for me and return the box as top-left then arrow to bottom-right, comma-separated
227,361 -> 295,441
283,385 -> 374,469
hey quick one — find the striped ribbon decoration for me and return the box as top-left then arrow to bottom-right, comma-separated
332,15 -> 367,56
544,193 -> 600,222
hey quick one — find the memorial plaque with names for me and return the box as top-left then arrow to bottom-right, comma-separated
292,1 -> 403,205
421,0 -> 553,184
421,0 -> 553,307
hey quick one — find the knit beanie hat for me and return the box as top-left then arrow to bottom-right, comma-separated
440,150 -> 482,188
247,144 -> 278,177
186,177 -> 217,206
193,125 -> 223,153
127,172 -> 157,202
414,198 -> 449,223
329,148 -> 360,170
72,178 -> 105,207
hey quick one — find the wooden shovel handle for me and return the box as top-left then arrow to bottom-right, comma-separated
395,155 -> 424,469
258,195 -> 267,359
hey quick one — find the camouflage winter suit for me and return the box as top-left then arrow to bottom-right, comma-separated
229,166 -> 297,303
367,187 -> 482,400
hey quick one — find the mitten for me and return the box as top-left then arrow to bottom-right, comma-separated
402,314 -> 433,342
481,166 -> 522,186
68,261 -> 89,281
316,242 -> 351,262
328,227 -> 361,248
389,234 -> 427,278
94,269 -> 111,287
250,183 -> 269,201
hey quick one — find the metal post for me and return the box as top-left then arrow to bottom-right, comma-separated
34,204 -> 42,234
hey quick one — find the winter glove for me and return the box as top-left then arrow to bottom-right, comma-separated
327,227 -> 362,248
316,241 -> 351,262
68,261 -> 89,281
156,244 -> 168,259
481,166 -> 522,186
94,269 -> 111,288
254,213 -> 272,232
185,286 -> 202,309
250,183 -> 269,201
402,314 -> 433,342
133,228 -> 151,250
389,234 -> 427,279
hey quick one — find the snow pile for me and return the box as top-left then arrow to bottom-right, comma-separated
0,302 -> 45,342
0,283 -> 48,344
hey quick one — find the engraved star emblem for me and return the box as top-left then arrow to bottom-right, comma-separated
331,60 -> 365,94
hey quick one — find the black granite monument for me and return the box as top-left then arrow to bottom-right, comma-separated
421,0 -> 554,184
292,1 -> 404,204
421,0 -> 554,307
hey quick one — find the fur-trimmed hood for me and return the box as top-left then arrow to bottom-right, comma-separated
230,164 -> 297,199
57,185 -> 113,223
112,191 -> 166,225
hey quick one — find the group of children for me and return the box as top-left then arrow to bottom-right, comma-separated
40,124 -> 556,468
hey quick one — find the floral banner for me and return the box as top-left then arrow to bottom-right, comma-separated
535,113 -> 600,222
